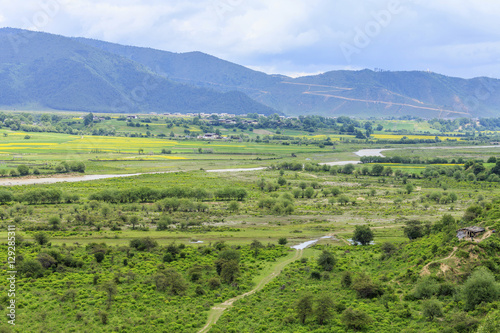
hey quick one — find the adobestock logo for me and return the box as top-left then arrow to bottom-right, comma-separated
340,0 -> 403,63
212,0 -> 245,21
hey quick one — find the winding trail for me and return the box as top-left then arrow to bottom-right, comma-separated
197,249 -> 303,333
420,228 -> 494,276
421,247 -> 458,276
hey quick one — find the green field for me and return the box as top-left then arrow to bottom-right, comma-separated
0,115 -> 500,332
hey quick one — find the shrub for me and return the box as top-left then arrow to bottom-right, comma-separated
351,273 -> 383,298
19,259 -> 43,278
34,232 -> 49,246
129,237 -> 158,251
463,267 -> 499,311
17,165 -> 29,176
341,308 -> 372,330
317,250 -> 336,271
413,277 -> 439,299
422,299 -> 443,321
207,277 -> 221,289
341,271 -> 352,288
94,252 -> 105,263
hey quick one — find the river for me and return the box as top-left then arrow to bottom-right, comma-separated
1,145 -> 499,186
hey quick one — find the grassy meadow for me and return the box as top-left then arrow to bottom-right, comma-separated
0,115 -> 499,332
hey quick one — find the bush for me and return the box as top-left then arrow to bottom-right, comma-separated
129,237 -> 158,251
34,232 -> 49,246
341,308 -> 372,330
341,271 -> 352,288
94,252 -> 105,263
351,273 -> 383,298
462,267 -> 499,311
413,277 -> 439,299
278,237 -> 287,245
317,250 -> 336,271
19,259 -> 43,278
422,299 -> 443,321
207,277 -> 221,289
17,165 -> 29,176
476,310 -> 500,333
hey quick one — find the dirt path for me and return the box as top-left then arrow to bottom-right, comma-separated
197,249 -> 303,333
421,228 -> 494,276
420,247 -> 458,276
476,230 -> 493,242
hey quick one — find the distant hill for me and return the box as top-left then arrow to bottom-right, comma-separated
77,37 -> 500,118
0,28 -> 277,115
2,28 -> 500,118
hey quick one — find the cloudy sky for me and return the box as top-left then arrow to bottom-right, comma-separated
1,0 -> 500,78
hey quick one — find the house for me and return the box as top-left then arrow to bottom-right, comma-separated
457,226 -> 485,240
199,133 -> 221,139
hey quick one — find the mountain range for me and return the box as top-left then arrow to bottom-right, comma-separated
1,28 -> 500,118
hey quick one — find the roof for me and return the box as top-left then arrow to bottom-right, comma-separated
457,227 -> 485,233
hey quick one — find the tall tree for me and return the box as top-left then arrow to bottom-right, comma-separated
315,295 -> 334,325
83,112 -> 94,127
353,225 -> 374,245
296,295 -> 313,324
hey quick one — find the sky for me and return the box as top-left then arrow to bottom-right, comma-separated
1,0 -> 500,78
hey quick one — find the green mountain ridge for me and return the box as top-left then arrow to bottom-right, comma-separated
74,36 -> 500,118
0,28 -> 277,115
2,28 -> 500,118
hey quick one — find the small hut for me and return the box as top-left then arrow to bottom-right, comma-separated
456,227 -> 485,240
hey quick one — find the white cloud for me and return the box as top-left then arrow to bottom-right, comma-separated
0,0 -> 499,78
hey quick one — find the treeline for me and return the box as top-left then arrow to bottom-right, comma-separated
360,156 -> 455,164
0,188 -> 79,205
421,157 -> 500,182
88,186 -> 247,203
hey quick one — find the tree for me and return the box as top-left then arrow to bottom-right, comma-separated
341,271 -> 352,288
228,201 -> 240,213
341,308 -> 372,330
351,273 -> 383,299
371,164 -> 384,176
342,163 -> 355,175
17,165 -> 29,176
405,183 -> 414,194
304,187 -> 315,198
19,259 -> 43,278
130,215 -> 139,229
278,237 -> 288,245
37,253 -> 56,269
101,281 -> 117,309
330,187 -> 341,196
404,220 -> 424,240
220,260 -> 239,283
422,299 -> 443,321
83,113 -> 94,127
463,267 -> 499,311
338,194 -> 350,206
317,250 -> 336,271
352,225 -> 374,245
155,269 -> 188,295
0,190 -> 13,204
34,232 -> 49,246
49,216 -> 61,230
129,237 -> 158,251
277,176 -> 286,186
296,294 -> 313,324
315,295 -> 334,325
94,252 -> 105,263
